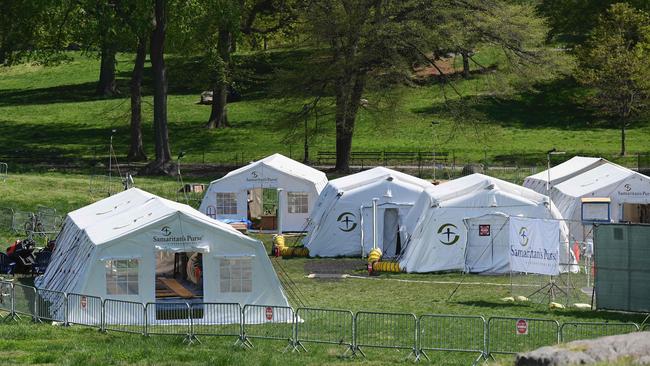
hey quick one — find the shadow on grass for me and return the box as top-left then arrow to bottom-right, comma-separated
413,77 -> 602,130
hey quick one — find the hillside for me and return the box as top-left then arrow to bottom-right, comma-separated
0,49 -> 648,170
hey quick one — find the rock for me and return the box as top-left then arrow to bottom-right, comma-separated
462,164 -> 484,176
516,332 -> 650,366
200,91 -> 213,105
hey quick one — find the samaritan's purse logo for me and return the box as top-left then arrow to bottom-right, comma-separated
153,226 -> 203,243
161,226 -> 172,236
518,227 -> 529,247
438,223 -> 460,245
337,212 -> 357,232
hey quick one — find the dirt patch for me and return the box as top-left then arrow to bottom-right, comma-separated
304,259 -> 366,276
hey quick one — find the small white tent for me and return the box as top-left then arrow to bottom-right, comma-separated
523,156 -> 607,195
547,162 -> 650,243
304,167 -> 433,257
199,154 -> 328,232
36,188 -> 290,324
399,174 -> 574,274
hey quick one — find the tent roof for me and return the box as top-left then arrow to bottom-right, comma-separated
212,153 -> 327,186
68,188 -> 252,245
428,173 -> 547,206
328,167 -> 432,193
554,162 -> 637,197
526,156 -> 606,185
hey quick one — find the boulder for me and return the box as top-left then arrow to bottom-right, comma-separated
516,332 -> 650,366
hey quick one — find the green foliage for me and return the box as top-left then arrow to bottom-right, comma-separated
575,3 -> 650,154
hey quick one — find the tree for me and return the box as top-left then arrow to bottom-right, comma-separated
145,0 -> 173,173
538,0 -> 650,45
114,0 -> 153,161
298,0 -> 553,172
200,0 -> 295,129
575,3 -> 650,156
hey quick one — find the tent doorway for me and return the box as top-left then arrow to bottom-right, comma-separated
465,215 -> 509,274
622,203 -> 650,224
248,188 -> 278,230
155,251 -> 203,301
382,208 -> 401,257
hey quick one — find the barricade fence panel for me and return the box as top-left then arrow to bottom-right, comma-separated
103,299 -> 145,334
145,302 -> 191,336
418,314 -> 485,353
67,293 -> 102,327
0,281 -> 12,314
488,317 -> 559,355
242,304 -> 295,341
12,283 -> 37,317
35,288 -> 66,322
295,308 -> 354,347
191,303 -> 242,337
560,322 -> 640,343
354,311 -> 417,351
0,207 -> 13,230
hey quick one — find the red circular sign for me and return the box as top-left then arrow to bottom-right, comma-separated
80,296 -> 87,309
265,306 -> 273,321
516,319 -> 528,335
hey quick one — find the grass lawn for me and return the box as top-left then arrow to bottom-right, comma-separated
0,49 -> 648,170
0,172 -> 647,365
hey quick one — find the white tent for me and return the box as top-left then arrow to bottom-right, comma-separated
199,154 -> 328,232
303,167 -> 433,257
36,188 -> 290,324
546,162 -> 650,243
523,156 -> 607,195
399,174 -> 574,274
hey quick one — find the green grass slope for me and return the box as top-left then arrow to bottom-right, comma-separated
0,49 -> 648,169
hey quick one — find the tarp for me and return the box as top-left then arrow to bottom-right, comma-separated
199,154 -> 328,232
399,174 -> 576,274
304,167 -> 433,257
508,217 -> 560,276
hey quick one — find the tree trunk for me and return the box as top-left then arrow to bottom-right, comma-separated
144,0 -> 173,174
206,28 -> 231,129
461,51 -> 470,79
621,121 -> 626,156
96,45 -> 118,96
128,37 -> 147,161
334,73 -> 366,172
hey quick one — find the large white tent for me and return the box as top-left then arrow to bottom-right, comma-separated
303,167 -> 433,257
36,188 -> 290,324
199,153 -> 328,233
544,162 -> 650,243
523,156 -> 607,195
399,174 -> 574,274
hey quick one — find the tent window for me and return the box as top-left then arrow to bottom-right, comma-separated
287,192 -> 309,213
105,259 -> 139,295
216,193 -> 237,215
219,258 -> 252,293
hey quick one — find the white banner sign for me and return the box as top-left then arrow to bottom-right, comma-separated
509,217 -> 560,276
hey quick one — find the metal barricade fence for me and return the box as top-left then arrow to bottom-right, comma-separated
0,281 -> 13,315
295,308 -> 354,351
103,299 -> 145,334
11,211 -> 32,233
190,303 -> 242,339
487,317 -> 559,355
560,322 -> 640,343
242,304 -> 295,346
12,283 -> 37,318
0,207 -> 13,230
418,314 -> 486,361
67,293 -> 103,328
35,288 -> 66,322
145,302 -> 191,337
354,311 -> 417,357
